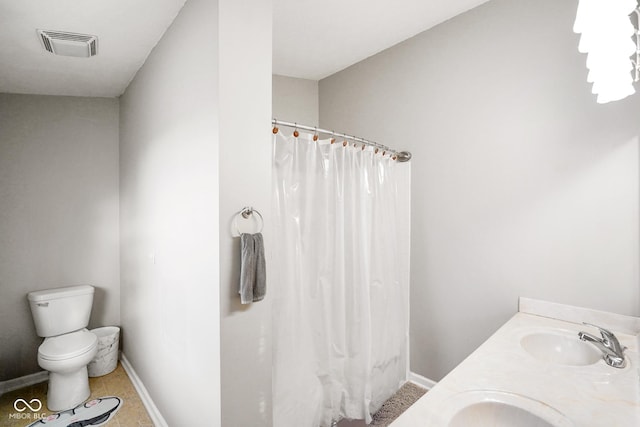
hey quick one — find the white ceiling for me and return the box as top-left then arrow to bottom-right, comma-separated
0,0 -> 186,98
273,0 -> 491,80
0,0 -> 490,97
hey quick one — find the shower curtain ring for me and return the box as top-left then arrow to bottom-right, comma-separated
293,123 -> 299,138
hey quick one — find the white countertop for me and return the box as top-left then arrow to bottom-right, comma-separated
391,299 -> 640,426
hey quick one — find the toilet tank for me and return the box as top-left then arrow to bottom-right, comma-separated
28,285 -> 95,337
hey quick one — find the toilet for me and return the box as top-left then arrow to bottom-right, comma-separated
27,285 -> 98,411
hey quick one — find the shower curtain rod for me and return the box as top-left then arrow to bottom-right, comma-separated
272,119 -> 412,162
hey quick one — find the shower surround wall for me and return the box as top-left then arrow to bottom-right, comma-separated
0,94 -> 120,383
320,0 -> 640,381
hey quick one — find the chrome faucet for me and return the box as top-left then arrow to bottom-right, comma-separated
578,322 -> 626,368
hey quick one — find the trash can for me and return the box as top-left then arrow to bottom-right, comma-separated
88,326 -> 120,377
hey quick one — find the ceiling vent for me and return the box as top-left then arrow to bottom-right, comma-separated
37,30 -> 98,58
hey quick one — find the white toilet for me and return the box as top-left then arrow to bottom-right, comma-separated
27,285 -> 98,411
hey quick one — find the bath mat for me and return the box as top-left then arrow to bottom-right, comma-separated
25,396 -> 122,427
370,382 -> 427,426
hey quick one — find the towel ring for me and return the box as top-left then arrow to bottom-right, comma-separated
234,207 -> 264,235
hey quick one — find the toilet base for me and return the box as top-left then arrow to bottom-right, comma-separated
46,366 -> 91,411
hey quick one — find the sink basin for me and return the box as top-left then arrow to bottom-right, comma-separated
450,401 -> 564,427
438,390 -> 574,427
520,331 -> 602,366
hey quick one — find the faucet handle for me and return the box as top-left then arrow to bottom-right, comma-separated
582,322 -> 626,355
582,322 -> 614,340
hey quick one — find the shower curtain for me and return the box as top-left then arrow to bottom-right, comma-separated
272,131 -> 411,426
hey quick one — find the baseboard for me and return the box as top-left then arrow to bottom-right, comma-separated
0,370 -> 48,396
408,371 -> 437,390
120,353 -> 168,427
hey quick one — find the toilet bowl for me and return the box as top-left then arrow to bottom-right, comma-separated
38,329 -> 98,411
27,285 -> 99,411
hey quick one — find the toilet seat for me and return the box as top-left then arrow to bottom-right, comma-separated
39,329 -> 98,361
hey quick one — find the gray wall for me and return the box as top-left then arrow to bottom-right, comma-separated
120,0 -> 273,425
272,74 -> 319,125
0,93 -> 120,381
119,0 -> 221,425
320,0 -> 640,381
219,0 -> 273,426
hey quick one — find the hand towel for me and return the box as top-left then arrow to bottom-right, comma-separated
239,232 -> 266,304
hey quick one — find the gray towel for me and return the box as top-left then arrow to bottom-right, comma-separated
239,232 -> 266,304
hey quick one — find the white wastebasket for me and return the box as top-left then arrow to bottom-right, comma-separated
88,326 -> 120,377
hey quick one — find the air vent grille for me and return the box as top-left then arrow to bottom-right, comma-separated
37,29 -> 98,58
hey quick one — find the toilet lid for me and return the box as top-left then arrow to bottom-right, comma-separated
39,330 -> 97,361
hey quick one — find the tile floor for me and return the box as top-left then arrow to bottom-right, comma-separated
0,362 -> 153,427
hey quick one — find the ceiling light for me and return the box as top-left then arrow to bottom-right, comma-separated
574,0 -> 639,104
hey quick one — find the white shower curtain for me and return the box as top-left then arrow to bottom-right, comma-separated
272,131 -> 411,426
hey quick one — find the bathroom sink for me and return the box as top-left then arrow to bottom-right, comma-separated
520,331 -> 601,366
449,400 -> 566,427
438,391 -> 574,427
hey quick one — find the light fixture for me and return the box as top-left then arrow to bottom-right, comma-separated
574,0 -> 639,103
